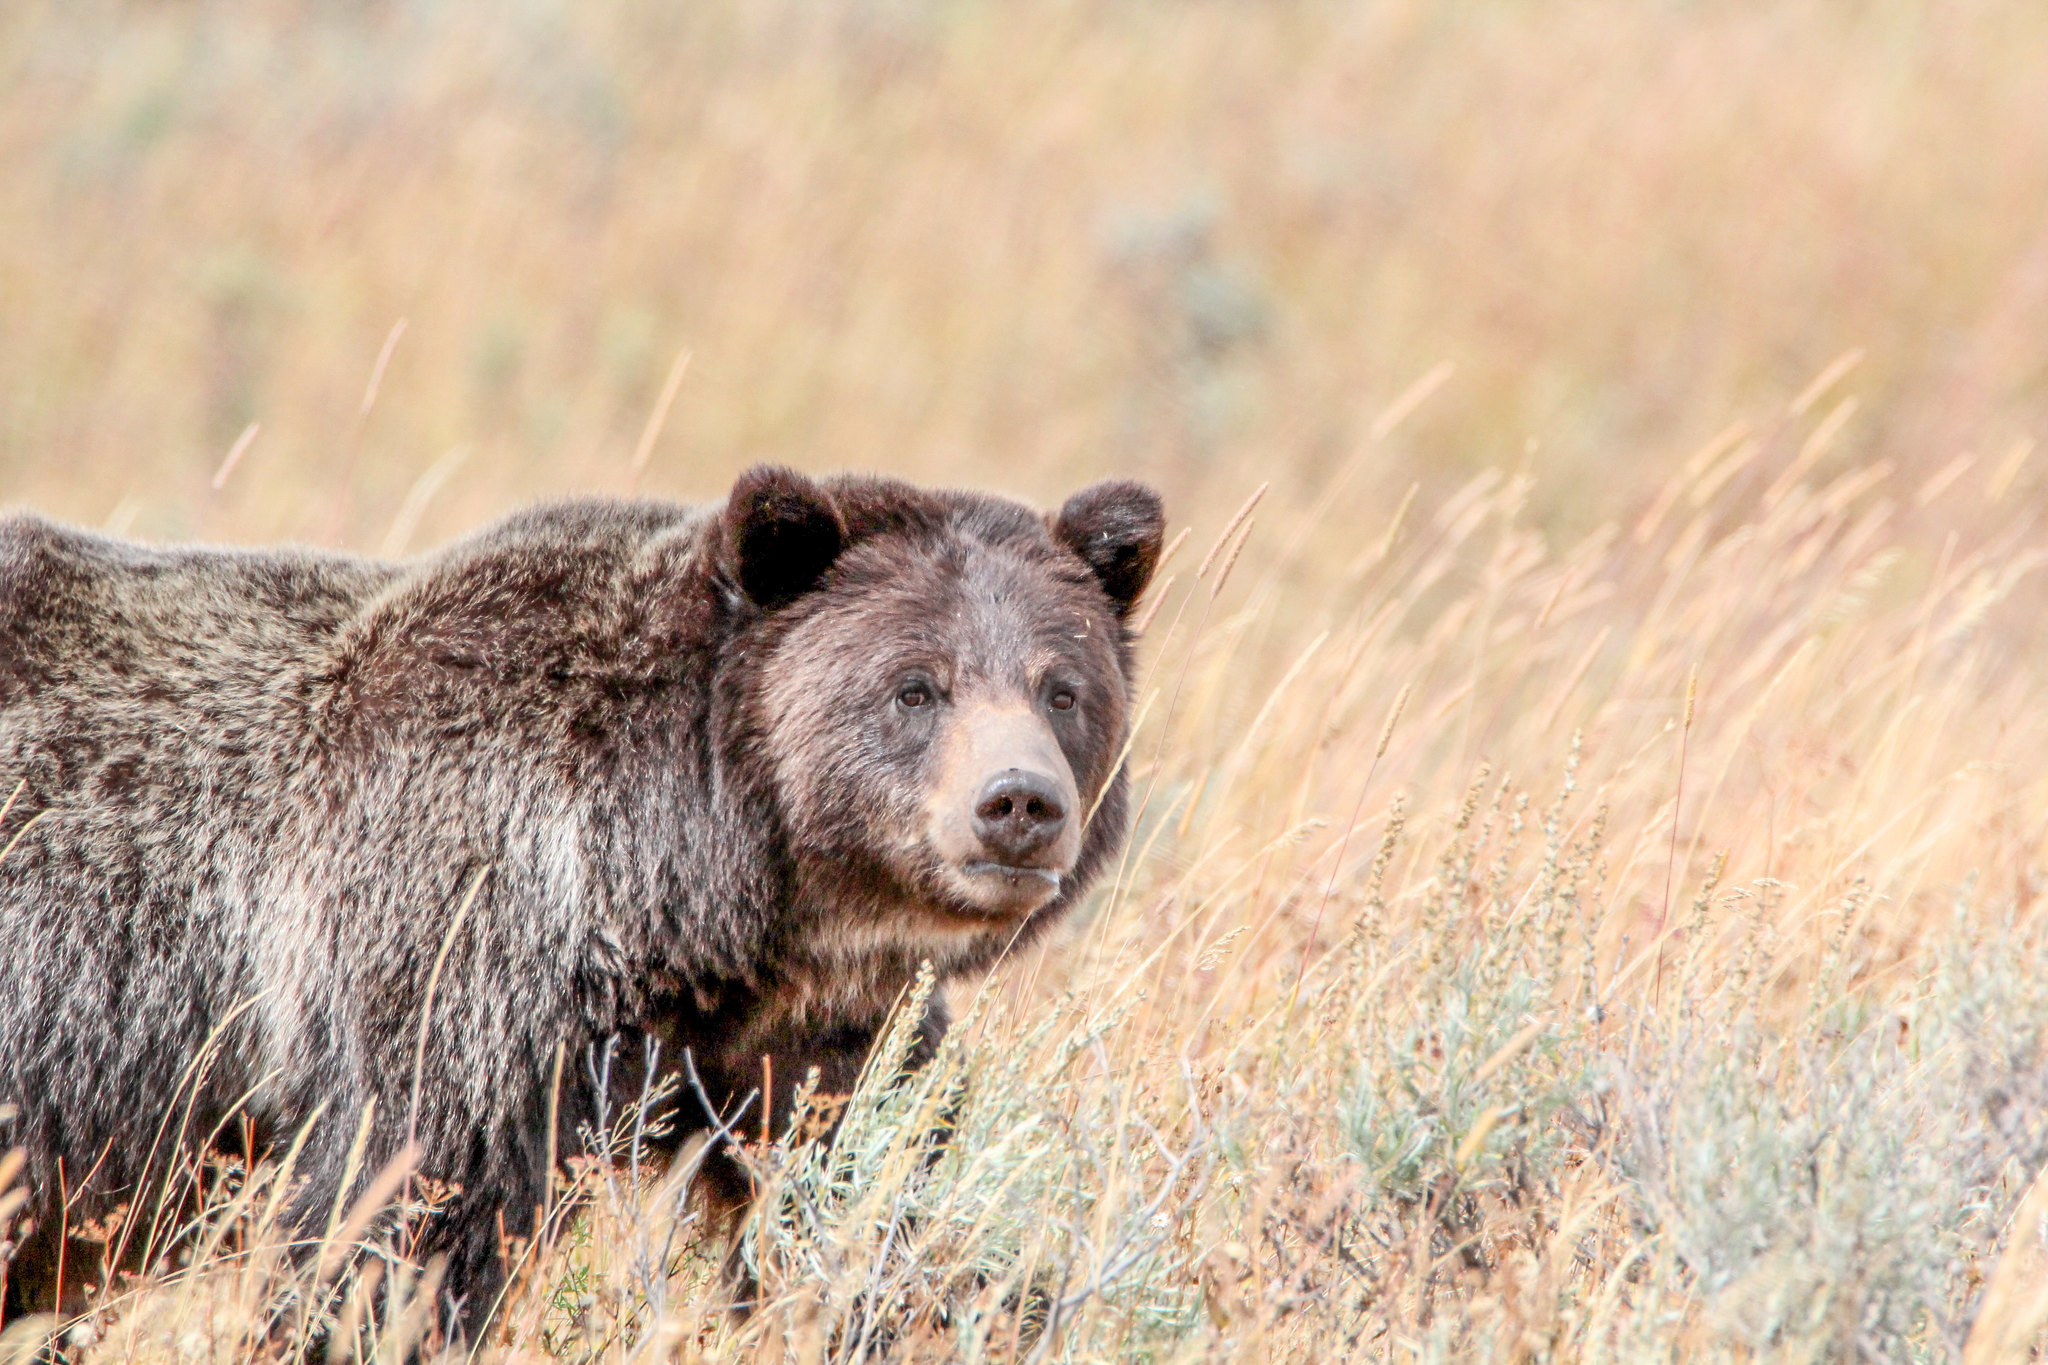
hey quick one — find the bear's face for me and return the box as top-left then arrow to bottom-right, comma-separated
718,469 -> 1163,972
764,532 -> 1120,921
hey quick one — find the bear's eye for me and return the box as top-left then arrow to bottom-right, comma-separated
1049,689 -> 1076,712
896,682 -> 931,709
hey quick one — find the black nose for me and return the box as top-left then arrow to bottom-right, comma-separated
973,769 -> 1069,863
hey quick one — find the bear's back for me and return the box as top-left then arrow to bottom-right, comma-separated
0,512 -> 396,711
0,513 -> 406,835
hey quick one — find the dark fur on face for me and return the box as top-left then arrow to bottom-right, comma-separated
0,467 -> 1163,1339
743,477 -> 1148,1015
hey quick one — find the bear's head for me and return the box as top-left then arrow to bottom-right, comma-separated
715,465 -> 1164,975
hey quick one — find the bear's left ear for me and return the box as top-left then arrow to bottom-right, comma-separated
717,464 -> 846,610
1052,480 -> 1166,619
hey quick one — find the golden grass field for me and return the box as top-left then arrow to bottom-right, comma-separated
8,1 -> 2048,1360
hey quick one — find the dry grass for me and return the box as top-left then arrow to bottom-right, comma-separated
9,0 -> 2048,542
6,1 -> 2048,1361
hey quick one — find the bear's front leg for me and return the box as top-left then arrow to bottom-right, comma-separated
686,997 -> 950,1312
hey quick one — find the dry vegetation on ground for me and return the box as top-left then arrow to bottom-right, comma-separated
7,1 -> 2048,1360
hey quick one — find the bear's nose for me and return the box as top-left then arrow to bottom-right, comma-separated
972,769 -> 1069,863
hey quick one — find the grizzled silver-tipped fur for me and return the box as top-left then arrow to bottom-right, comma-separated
0,467 -> 1165,1339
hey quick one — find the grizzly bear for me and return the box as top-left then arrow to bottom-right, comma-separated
0,466 -> 1163,1339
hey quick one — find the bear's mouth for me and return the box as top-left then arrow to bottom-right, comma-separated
944,859 -> 1066,918
960,860 -> 1062,888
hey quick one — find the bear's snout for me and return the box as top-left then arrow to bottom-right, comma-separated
925,694 -> 1086,915
972,768 -> 1070,864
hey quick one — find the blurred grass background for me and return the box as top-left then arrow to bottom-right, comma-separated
7,0 -> 2048,548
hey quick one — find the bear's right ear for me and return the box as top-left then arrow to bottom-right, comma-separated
716,465 -> 845,610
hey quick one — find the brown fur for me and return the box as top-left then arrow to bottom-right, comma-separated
0,467 -> 1163,1338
